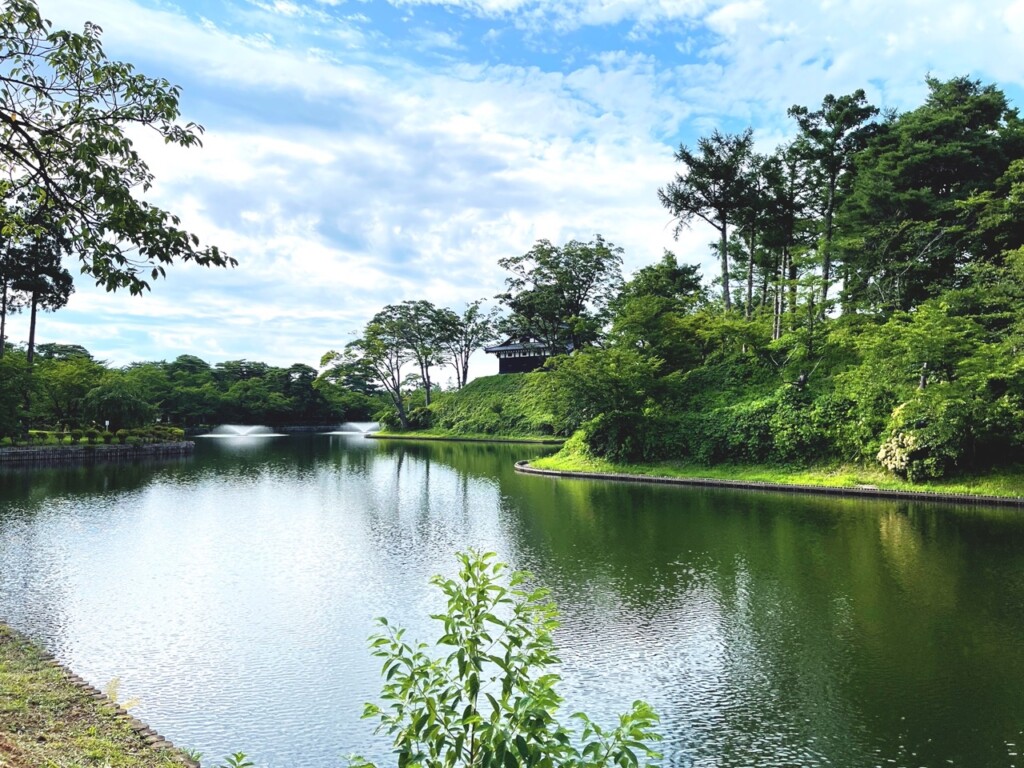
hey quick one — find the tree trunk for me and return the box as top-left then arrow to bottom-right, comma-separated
720,226 -> 731,310
745,230 -> 755,321
787,252 -> 798,331
0,277 -> 7,358
26,291 -> 38,368
421,363 -> 432,407
820,178 -> 837,312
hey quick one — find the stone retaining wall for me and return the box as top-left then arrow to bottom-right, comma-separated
0,441 -> 195,465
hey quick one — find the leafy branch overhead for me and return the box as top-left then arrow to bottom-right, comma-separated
0,0 -> 234,295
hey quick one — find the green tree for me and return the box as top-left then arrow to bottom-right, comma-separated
324,312 -> 415,429
840,76 -> 1023,311
353,550 -> 660,768
82,374 -> 154,431
390,301 -> 454,407
659,128 -> 754,311
441,300 -> 500,390
788,90 -> 878,311
497,236 -> 623,351
33,353 -> 106,426
5,198 -> 74,366
0,349 -> 30,437
162,355 -> 220,427
1,0 -> 235,293
610,251 -> 705,372
543,347 -> 664,460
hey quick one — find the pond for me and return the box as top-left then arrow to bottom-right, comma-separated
1,434 -> 1023,768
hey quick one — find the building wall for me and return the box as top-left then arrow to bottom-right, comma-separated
498,355 -> 548,374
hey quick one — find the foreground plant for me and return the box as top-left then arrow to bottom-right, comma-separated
353,550 -> 660,768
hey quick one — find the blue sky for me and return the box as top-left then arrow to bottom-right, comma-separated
9,0 -> 1024,379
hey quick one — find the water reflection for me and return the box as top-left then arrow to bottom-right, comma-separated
1,436 -> 1023,768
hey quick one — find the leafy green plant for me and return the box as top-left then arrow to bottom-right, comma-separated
218,753 -> 255,768
69,428 -> 83,444
352,550 -> 660,768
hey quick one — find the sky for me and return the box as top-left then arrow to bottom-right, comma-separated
7,0 -> 1024,379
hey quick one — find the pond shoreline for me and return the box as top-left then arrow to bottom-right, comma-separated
0,441 -> 195,465
367,432 -> 564,445
0,621 -> 199,767
515,460 -> 1024,507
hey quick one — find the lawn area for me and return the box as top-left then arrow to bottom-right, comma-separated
0,623 -> 196,768
530,450 -> 1024,500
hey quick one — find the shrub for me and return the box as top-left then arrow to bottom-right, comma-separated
877,385 -> 973,482
352,550 -> 661,768
85,428 -> 99,444
581,410 -> 654,462
125,436 -> 143,447
102,431 -> 114,444
115,429 -> 129,444
406,406 -> 433,430
69,429 -> 83,445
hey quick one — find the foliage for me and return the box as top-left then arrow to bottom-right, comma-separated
537,348 -> 667,461
0,351 -> 30,437
442,300 -> 501,390
0,0 -> 234,294
431,373 -> 554,437
659,128 -> 754,310
352,550 -> 660,768
876,385 -> 973,482
497,236 -> 623,350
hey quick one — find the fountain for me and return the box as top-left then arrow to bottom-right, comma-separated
324,421 -> 380,435
199,425 -> 285,438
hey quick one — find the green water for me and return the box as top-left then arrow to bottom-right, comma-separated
0,434 -> 1022,767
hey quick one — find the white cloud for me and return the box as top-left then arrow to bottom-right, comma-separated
15,0 -> 1021,370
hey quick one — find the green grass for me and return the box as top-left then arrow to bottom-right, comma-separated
531,438 -> 1024,500
0,623 -> 192,767
426,373 -> 558,437
372,430 -> 564,444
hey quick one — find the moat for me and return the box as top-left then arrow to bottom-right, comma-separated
1,433 -> 1022,767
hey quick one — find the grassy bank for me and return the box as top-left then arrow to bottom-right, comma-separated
531,436 -> 1024,500
0,623 -> 195,767
426,373 -> 556,437
371,429 -> 563,444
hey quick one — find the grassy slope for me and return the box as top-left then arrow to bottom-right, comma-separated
424,373 -> 557,438
531,434 -> 1024,499
0,624 -> 193,767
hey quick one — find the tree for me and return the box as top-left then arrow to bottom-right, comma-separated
389,301 -> 453,407
4,196 -> 74,366
82,374 -> 154,431
840,77 -> 1023,311
497,236 -> 623,350
353,550 -> 661,768
544,347 -> 664,460
659,129 -> 754,310
441,300 -> 500,390
610,251 -> 705,371
0,203 -> 28,357
0,349 -> 30,437
323,311 -> 415,429
1,0 -> 235,294
788,90 -> 878,311
33,353 -> 105,426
